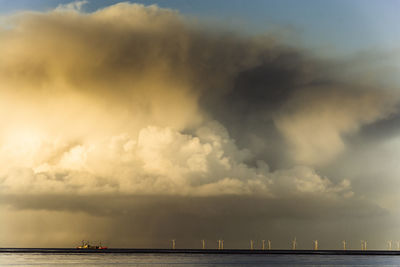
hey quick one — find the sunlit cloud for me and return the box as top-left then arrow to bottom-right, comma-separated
0,2 -> 398,248
55,0 -> 88,12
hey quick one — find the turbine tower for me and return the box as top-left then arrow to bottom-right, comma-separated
361,240 -> 367,251
292,237 -> 297,250
217,239 -> 224,250
342,240 -> 347,250
388,240 -> 392,250
313,240 -> 318,250
202,240 -> 205,249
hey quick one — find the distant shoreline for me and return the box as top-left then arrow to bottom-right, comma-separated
2,248 -> 400,255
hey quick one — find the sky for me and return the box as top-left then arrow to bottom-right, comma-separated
2,0 -> 400,54
0,0 -> 400,250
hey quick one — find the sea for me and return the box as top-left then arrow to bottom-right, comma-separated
2,252 -> 400,267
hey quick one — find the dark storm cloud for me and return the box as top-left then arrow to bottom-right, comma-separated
0,2 -> 399,249
200,47 -> 397,166
353,113 -> 400,143
198,49 -> 310,168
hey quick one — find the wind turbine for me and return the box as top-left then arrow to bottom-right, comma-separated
313,240 -> 318,250
268,240 -> 271,250
291,237 -> 297,250
387,240 -> 392,250
202,240 -> 205,249
361,240 -> 367,251
217,239 -> 224,250
171,239 -> 176,249
342,240 -> 347,250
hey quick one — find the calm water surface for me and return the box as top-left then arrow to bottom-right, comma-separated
2,253 -> 400,266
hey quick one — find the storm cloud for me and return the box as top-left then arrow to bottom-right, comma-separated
0,2 -> 399,249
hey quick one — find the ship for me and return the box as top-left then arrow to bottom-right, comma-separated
76,240 -> 108,249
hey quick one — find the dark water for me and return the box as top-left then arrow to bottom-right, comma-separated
2,253 -> 400,266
